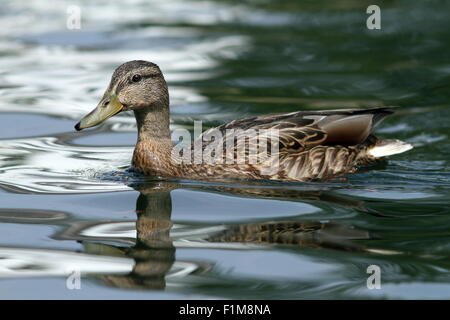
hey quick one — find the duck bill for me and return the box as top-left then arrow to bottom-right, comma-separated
75,94 -> 124,131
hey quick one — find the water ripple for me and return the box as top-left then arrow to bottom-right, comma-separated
0,136 -> 131,193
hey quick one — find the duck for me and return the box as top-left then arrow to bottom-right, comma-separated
75,60 -> 412,182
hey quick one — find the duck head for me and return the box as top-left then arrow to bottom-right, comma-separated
75,60 -> 169,131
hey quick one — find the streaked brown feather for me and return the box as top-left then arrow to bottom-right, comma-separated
179,107 -> 394,181
133,107 -> 397,182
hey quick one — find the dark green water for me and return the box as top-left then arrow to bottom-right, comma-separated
0,0 -> 449,299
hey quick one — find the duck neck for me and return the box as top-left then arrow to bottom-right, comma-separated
132,104 -> 176,175
134,104 -> 171,142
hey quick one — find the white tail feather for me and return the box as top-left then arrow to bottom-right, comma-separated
368,139 -> 413,158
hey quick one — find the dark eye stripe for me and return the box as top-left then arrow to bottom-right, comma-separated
129,74 -> 158,83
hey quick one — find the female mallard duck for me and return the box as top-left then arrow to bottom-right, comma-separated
75,60 -> 412,182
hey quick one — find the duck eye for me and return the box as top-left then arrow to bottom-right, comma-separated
131,74 -> 142,82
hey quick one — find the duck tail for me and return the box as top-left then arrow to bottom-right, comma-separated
367,139 -> 413,158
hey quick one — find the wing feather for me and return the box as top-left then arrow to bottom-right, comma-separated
194,107 -> 394,180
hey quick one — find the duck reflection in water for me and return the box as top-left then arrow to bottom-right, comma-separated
55,182 -> 377,290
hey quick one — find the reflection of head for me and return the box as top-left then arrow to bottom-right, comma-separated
99,244 -> 176,291
98,188 -> 176,291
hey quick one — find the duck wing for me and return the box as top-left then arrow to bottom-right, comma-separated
205,107 -> 395,151
194,107 -> 395,181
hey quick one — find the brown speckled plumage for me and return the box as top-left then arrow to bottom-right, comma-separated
76,60 -> 412,182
